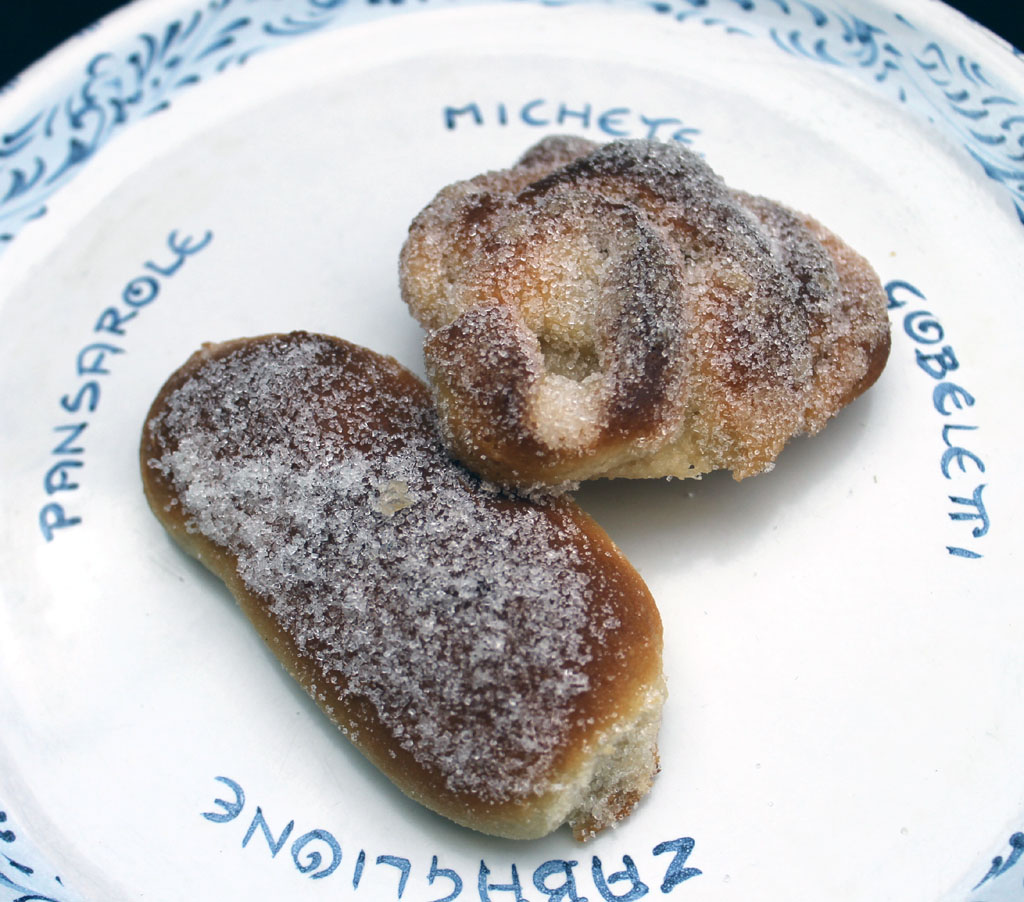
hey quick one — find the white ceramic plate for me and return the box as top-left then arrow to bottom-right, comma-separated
1,1 -> 1022,900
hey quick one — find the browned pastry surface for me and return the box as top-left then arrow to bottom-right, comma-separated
400,136 -> 891,487
140,332 -> 664,840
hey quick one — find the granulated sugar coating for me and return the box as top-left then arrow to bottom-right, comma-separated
400,136 -> 891,488
141,333 -> 664,839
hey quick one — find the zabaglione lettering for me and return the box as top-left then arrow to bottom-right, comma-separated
38,229 -> 213,541
202,776 -> 703,900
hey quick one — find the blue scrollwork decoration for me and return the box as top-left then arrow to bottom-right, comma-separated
972,831 -> 1024,896
913,40 -> 1024,224
649,0 -> 1024,223
0,0 -> 355,250
1,0 -> 1023,254
0,808 -> 77,902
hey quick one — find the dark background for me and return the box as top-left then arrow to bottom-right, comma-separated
1,1 -> 1021,89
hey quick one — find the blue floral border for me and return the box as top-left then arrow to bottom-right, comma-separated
971,831 -> 1024,898
1,807 -> 79,902
0,0 -> 1022,255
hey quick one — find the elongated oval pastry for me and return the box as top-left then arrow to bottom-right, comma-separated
140,332 -> 664,840
400,136 -> 891,487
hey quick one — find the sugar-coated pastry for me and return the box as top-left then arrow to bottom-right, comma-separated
140,332 -> 665,840
400,136 -> 891,487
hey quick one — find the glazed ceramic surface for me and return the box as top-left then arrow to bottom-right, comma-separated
0,1 -> 1022,900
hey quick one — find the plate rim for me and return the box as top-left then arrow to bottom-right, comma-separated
1,1 -> 1023,901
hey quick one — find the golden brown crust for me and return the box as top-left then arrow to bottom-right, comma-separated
400,136 -> 891,487
140,332 -> 664,840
